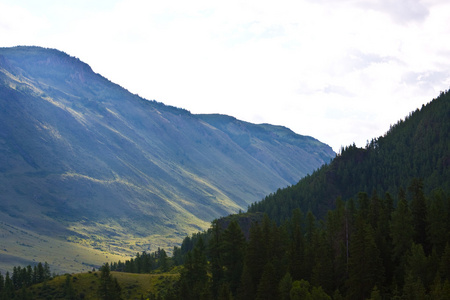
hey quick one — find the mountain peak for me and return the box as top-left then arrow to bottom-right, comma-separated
0,46 -> 334,273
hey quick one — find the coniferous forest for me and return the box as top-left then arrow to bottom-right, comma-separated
112,90 -> 450,299
110,178 -> 449,299
1,91 -> 449,299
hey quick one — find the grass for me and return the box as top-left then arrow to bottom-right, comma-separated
26,271 -> 179,300
0,220 -> 127,274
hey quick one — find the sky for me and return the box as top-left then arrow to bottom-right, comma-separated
1,0 -> 450,152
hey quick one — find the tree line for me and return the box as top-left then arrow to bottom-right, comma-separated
248,90 -> 449,223
0,262 -> 51,299
110,247 -> 171,273
117,179 -> 449,299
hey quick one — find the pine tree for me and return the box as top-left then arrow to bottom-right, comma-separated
209,220 -> 224,299
440,243 -> 450,280
3,272 -> 14,300
289,209 -> 305,280
244,221 -> 265,292
255,262 -> 277,300
278,272 -> 293,300
427,191 -> 448,255
409,179 -> 430,253
310,286 -> 331,300
64,274 -> 76,300
0,272 -> 4,296
237,264 -> 254,300
390,190 -> 413,287
178,238 -> 209,300
98,263 -> 121,300
290,280 -> 312,300
346,217 -> 384,299
221,220 -> 246,297
304,211 -> 317,281
311,230 -> 335,294
159,249 -> 169,272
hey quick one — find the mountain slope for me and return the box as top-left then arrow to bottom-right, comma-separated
249,90 -> 450,222
0,46 -> 334,273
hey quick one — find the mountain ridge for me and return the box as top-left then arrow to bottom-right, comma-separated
0,46 -> 334,273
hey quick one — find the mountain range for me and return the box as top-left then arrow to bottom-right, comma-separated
0,46 -> 334,273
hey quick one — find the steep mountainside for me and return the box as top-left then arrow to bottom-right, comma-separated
249,90 -> 450,222
0,46 -> 334,273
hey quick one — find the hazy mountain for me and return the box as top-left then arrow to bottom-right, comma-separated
0,46 -> 334,273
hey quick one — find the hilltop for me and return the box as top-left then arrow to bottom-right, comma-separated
0,46 -> 334,273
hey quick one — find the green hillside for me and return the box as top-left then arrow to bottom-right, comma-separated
248,90 -> 450,222
1,267 -> 178,300
0,46 -> 334,274
150,91 -> 449,299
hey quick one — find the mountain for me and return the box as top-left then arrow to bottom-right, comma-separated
248,89 -> 450,222
0,46 -> 334,273
164,89 -> 450,300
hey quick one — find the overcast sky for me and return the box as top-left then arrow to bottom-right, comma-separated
2,0 -> 450,152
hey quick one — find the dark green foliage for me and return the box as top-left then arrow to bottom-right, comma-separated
221,220 -> 246,297
255,262 -> 277,300
248,90 -> 450,223
63,275 -> 76,300
178,238 -> 210,300
209,220 -> 224,299
409,179 -> 430,254
390,190 -> 414,287
103,91 -> 450,300
346,216 -> 384,299
111,249 -> 172,273
0,261 -> 52,299
98,263 -> 121,300
167,178 -> 450,300
278,272 -> 292,300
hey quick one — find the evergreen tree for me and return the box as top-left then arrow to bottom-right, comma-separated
409,179 -> 430,253
3,272 -> 14,300
440,243 -> 450,280
304,211 -> 317,282
244,221 -> 265,293
289,209 -> 305,281
0,272 -> 3,296
255,262 -> 277,300
217,282 -> 233,300
404,243 -> 431,291
427,191 -> 448,255
278,272 -> 292,300
237,264 -> 254,300
98,263 -> 122,300
64,274 -> 76,300
290,280 -> 312,300
310,286 -> 331,300
390,190 -> 413,287
346,217 -> 384,299
311,229 -> 335,294
209,220 -> 224,299
159,249 -> 169,272
221,220 -> 246,297
178,243 -> 210,300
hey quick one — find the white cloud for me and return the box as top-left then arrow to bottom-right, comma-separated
1,0 -> 450,151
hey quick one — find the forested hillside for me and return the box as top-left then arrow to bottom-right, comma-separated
108,179 -> 450,299
249,90 -> 449,222
128,91 -> 449,299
